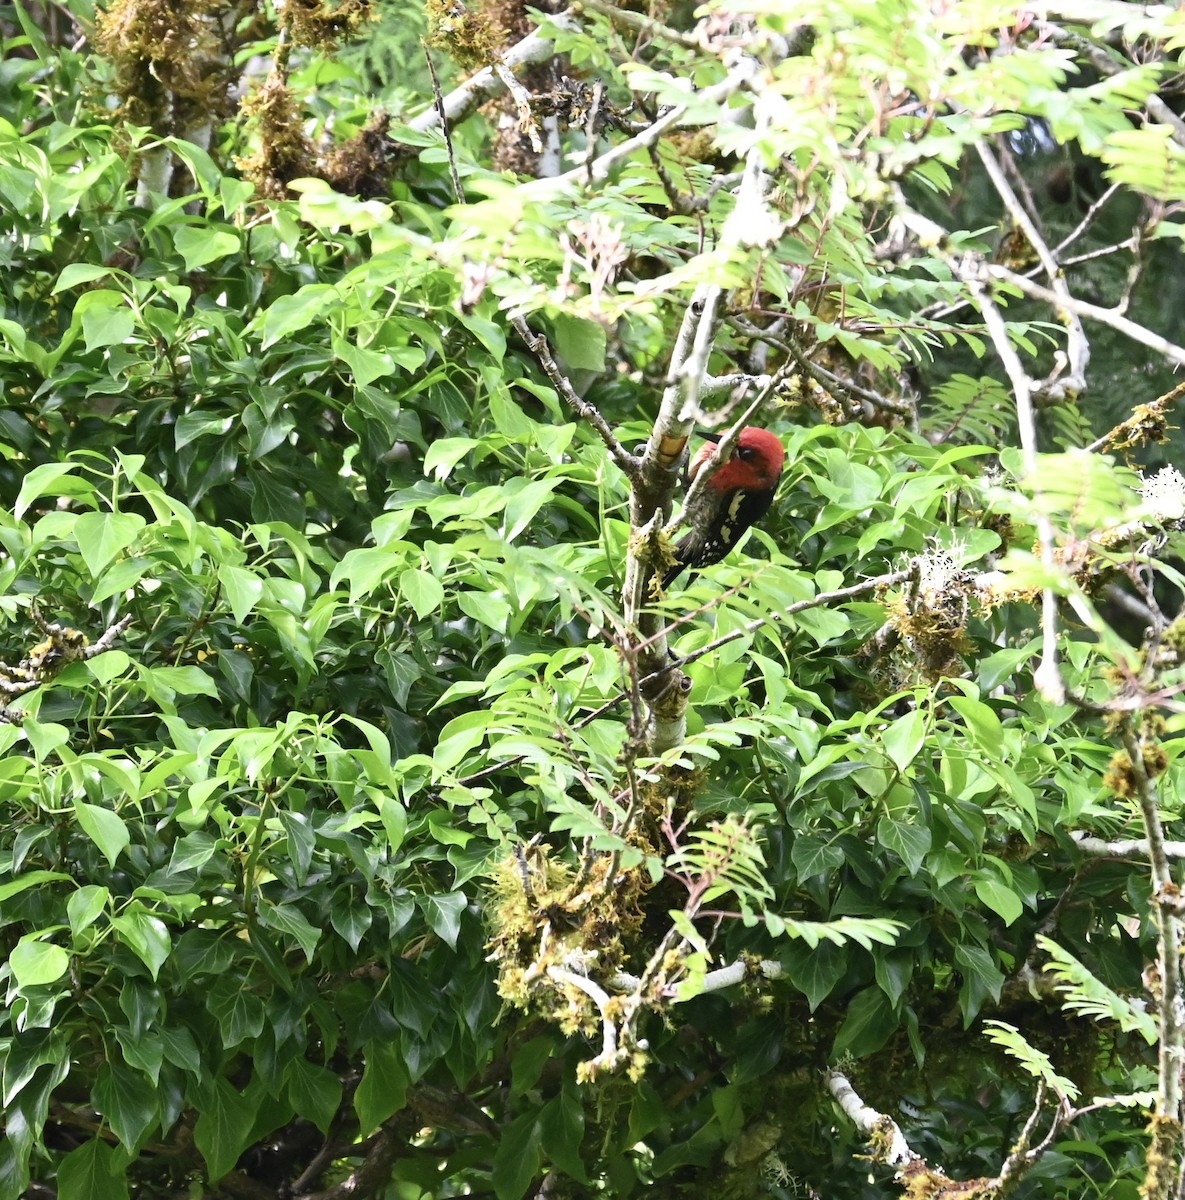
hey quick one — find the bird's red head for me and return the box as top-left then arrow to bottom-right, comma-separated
690,426 -> 785,493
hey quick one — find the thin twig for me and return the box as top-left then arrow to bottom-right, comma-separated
521,61 -> 758,199
410,11 -> 582,134
424,45 -> 464,205
1053,182 -> 1122,257
642,565 -> 916,685
894,195 -> 1064,702
508,313 -> 640,477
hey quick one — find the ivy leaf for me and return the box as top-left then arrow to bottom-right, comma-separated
877,818 -> 931,876
92,1062 -> 157,1150
420,892 -> 467,948
193,1079 -> 261,1182
539,1088 -> 588,1183
831,987 -> 896,1058
284,1059 -> 343,1133
56,1139 -> 130,1200
68,801 -> 124,869
492,1112 -> 542,1200
9,938 -> 69,988
355,1041 -> 409,1136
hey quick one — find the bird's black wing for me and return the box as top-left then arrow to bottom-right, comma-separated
661,487 -> 776,589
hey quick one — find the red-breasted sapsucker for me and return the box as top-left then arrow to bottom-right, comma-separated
662,426 -> 785,589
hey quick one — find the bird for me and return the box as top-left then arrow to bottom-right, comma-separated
662,426 -> 785,589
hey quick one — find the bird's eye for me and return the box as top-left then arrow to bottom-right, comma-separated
736,445 -> 754,460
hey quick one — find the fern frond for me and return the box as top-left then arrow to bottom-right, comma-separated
1037,935 -> 1157,1044
763,913 -> 902,948
984,1020 -> 1080,1099
925,374 -> 1015,445
669,817 -> 774,906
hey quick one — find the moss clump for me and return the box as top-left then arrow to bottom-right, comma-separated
1140,1113 -> 1182,1200
425,0 -> 505,71
95,0 -> 237,135
323,112 -> 406,199
237,76 -> 315,200
284,0 -> 373,51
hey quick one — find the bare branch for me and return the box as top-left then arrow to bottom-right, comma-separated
1074,833 -> 1185,860
826,1070 -> 920,1167
645,563 -> 916,686
576,0 -> 706,50
522,63 -> 757,199
893,196 -> 1064,702
976,140 -> 1089,402
424,45 -> 463,204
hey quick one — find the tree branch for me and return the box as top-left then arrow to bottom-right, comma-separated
410,11 -> 582,134
986,264 -> 1185,369
826,1070 -> 920,1167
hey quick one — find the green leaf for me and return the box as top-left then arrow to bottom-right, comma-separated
194,1079 -> 261,1182
76,290 -> 135,351
355,1041 -> 409,1135
110,909 -> 171,979
160,1026 -> 202,1074
948,695 -> 1004,756
258,901 -> 321,961
457,589 -> 511,632
780,940 -> 846,1011
14,462 -> 85,519
74,801 -> 130,867
983,1021 -> 1080,1099
67,885 -> 109,937
882,710 -> 925,773
420,891 -> 467,948
510,1037 -> 555,1099
206,984 -> 266,1047
492,1111 -> 542,1200
400,569 -> 444,620
73,511 -> 146,576
552,313 -> 606,371
375,795 -> 408,854
973,875 -> 1023,926
284,1059 -> 343,1133
137,665 -> 219,699
54,263 -> 116,293
955,944 -> 1005,1023
56,1138 -> 130,1200
790,835 -> 844,878
220,565 -> 265,623
876,818 -> 931,876
831,986 -> 896,1058
539,1088 -> 588,1183
92,1061 -> 158,1149
86,650 -> 131,685
1037,937 -> 1158,1043
9,937 -> 69,987
24,720 -> 71,759
174,226 -> 240,270
257,285 -> 336,349
0,870 -> 71,903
